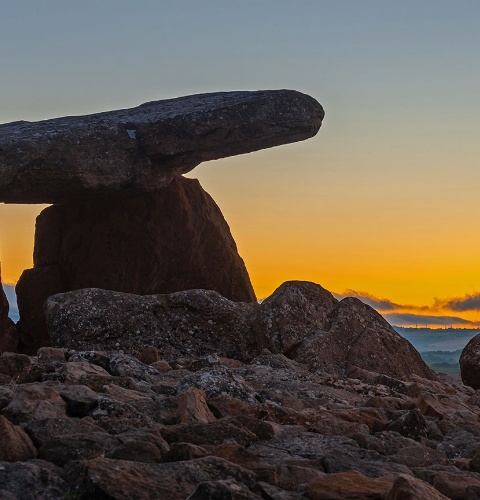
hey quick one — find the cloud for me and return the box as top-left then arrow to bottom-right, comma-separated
434,292 -> 480,312
384,312 -> 480,327
336,289 -> 480,328
336,290 -> 429,313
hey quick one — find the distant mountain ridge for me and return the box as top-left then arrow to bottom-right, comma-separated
394,325 -> 479,352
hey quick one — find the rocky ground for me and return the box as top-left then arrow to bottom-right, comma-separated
2,345 -> 480,499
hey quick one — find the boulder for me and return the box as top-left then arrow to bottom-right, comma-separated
0,90 -> 324,204
0,266 -> 17,353
291,296 -> 436,380
46,288 -> 258,361
45,280 -> 435,381
16,176 -> 256,353
460,334 -> 480,389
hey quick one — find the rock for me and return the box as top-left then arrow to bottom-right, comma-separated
160,419 -> 257,447
44,281 -> 434,382
291,296 -> 436,380
255,281 -> 337,354
0,354 -> 32,383
3,343 -> 480,497
0,266 -> 17,353
187,479 -> 262,499
46,288 -> 257,360
2,384 -> 67,424
0,461 -> 67,500
307,470 -> 391,499
16,176 -> 256,353
0,415 -> 37,462
38,432 -> 123,466
384,474 -> 449,500
0,90 -> 324,204
65,456 -> 256,499
177,387 -> 216,423
460,334 -> 480,389
24,416 -> 108,447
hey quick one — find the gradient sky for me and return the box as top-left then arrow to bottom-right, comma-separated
2,1 -> 480,327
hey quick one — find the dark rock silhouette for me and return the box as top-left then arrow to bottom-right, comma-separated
460,334 -> 480,389
0,266 -> 17,353
45,280 -> 435,381
16,177 -> 256,354
0,90 -> 324,204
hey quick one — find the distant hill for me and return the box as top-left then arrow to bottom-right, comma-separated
394,326 -> 479,376
394,326 -> 479,352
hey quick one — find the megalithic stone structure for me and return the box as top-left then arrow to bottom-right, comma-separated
2,90 -> 324,353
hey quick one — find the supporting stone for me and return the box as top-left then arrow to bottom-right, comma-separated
16,177 -> 256,353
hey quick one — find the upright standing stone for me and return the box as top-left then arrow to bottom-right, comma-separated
16,177 -> 256,353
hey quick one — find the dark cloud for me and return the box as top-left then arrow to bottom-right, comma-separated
384,312 -> 480,327
336,290 -> 429,313
434,292 -> 480,312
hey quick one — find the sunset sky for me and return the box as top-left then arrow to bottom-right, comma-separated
2,1 -> 480,327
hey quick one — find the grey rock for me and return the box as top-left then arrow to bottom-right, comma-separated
0,461 -> 67,500
0,90 -> 324,204
46,287 -> 258,360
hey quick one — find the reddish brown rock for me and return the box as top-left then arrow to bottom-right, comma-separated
384,474 -> 448,500
17,176 -> 256,353
291,296 -> 436,381
307,471 -> 391,499
177,388 -> 216,424
0,266 -> 17,353
460,334 -> 480,389
0,415 -> 37,462
65,456 -> 256,500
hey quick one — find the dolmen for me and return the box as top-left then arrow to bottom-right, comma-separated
0,90 -> 324,353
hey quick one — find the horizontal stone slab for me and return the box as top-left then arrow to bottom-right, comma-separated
0,90 -> 324,203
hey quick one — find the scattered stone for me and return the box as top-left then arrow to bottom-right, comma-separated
307,470 -> 391,499
65,456 -> 256,499
2,384 -> 67,424
384,474 -> 449,500
0,461 -> 67,499
177,387 -> 216,423
0,415 -> 37,462
0,346 -> 478,498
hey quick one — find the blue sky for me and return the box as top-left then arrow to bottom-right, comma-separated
2,1 -> 480,327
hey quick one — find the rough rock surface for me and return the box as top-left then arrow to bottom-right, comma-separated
0,347 -> 478,499
0,266 -> 17,353
0,90 -> 324,204
460,333 -> 480,389
45,281 -> 435,381
16,176 -> 255,353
